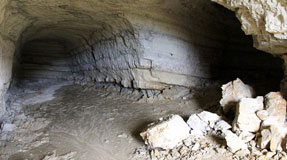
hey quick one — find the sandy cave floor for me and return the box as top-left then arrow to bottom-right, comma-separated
0,80 -> 236,160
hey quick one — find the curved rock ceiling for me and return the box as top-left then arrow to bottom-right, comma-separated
0,0 -> 284,116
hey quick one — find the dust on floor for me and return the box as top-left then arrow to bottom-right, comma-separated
0,82 -> 221,160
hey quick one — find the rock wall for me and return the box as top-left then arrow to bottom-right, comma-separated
0,0 -> 284,117
19,40 -> 73,80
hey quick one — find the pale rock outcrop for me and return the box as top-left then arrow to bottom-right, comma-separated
140,114 -> 190,150
233,96 -> 264,133
220,78 -> 255,113
211,0 -> 287,55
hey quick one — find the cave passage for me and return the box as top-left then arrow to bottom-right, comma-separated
0,0 -> 285,159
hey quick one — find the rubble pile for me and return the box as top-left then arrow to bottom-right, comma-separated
135,78 -> 287,160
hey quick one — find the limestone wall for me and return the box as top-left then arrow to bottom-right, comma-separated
0,0 -> 283,117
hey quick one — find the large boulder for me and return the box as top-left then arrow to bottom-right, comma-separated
233,96 -> 264,133
220,78 -> 255,113
140,114 -> 190,150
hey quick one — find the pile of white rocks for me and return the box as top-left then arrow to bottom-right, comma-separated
220,78 -> 287,153
139,78 -> 287,159
140,112 -> 231,150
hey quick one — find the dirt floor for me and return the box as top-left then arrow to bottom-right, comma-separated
0,80 -> 236,160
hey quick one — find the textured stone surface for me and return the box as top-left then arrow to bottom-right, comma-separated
212,0 -> 287,55
233,96 -> 264,133
225,130 -> 247,153
140,114 -> 190,150
220,78 -> 255,113
0,0 -> 283,117
262,92 -> 287,127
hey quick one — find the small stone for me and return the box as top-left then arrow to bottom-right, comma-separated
117,133 -> 128,138
214,120 -> 231,132
183,137 -> 193,146
265,152 -> 276,158
140,114 -> 190,150
256,110 -> 268,121
235,149 -> 250,157
220,78 -> 255,113
225,130 -> 247,153
191,143 -> 200,151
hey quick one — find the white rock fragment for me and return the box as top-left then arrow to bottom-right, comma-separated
220,78 -> 255,113
191,142 -> 200,151
186,114 -> 208,135
214,120 -> 231,132
233,96 -> 263,133
225,130 -> 247,153
1,123 -> 16,132
197,111 -> 221,128
140,114 -> 190,150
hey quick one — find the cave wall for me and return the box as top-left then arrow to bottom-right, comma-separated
0,0 -> 283,117
212,0 -> 287,97
19,40 -> 73,80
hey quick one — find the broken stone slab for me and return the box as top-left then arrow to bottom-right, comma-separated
196,111 -> 221,128
220,78 -> 255,113
186,114 -> 208,136
187,111 -> 221,135
140,114 -> 190,150
162,86 -> 190,100
262,92 -> 287,127
239,131 -> 255,143
225,130 -> 247,153
214,120 -> 231,132
233,96 -> 264,133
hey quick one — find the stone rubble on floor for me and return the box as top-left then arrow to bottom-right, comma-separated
134,78 -> 287,160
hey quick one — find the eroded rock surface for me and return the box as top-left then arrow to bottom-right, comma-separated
212,0 -> 287,55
